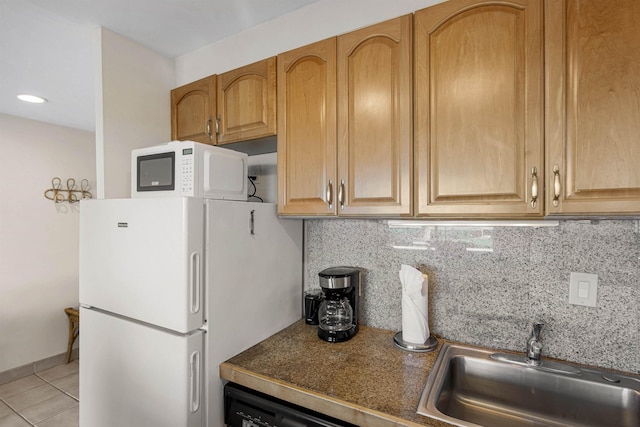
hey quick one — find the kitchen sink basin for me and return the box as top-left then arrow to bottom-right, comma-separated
417,343 -> 640,427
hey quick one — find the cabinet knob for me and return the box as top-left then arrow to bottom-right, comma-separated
326,180 -> 333,209
338,180 -> 345,210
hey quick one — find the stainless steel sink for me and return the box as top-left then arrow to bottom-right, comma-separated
417,343 -> 640,427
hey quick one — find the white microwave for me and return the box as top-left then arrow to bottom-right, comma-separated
131,140 -> 248,200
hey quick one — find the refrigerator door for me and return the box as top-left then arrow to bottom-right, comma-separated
80,197 -> 204,333
205,201 -> 303,426
80,307 -> 204,427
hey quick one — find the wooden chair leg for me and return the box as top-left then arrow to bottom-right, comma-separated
66,321 -> 75,363
64,307 -> 80,364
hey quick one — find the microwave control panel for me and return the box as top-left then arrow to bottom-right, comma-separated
181,149 -> 194,195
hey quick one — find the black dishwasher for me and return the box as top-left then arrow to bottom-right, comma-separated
224,383 -> 358,427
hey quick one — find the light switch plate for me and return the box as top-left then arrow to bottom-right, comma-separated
569,272 -> 598,307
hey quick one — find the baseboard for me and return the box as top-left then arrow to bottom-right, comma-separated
0,348 -> 79,386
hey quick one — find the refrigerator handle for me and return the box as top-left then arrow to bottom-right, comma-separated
190,252 -> 201,314
189,351 -> 201,413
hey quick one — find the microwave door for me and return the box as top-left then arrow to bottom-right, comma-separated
79,197 -> 204,333
137,151 -> 176,192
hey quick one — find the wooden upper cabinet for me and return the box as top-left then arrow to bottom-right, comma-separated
278,16 -> 412,217
171,76 -> 216,144
545,0 -> 640,215
415,0 -> 543,217
337,15 -> 413,216
216,57 -> 277,145
277,38 -> 337,216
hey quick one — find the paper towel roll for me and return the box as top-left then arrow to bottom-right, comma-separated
400,265 -> 429,344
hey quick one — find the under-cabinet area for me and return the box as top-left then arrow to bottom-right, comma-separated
172,0 -> 640,219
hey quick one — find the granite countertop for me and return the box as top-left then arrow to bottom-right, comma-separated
220,320 -> 453,427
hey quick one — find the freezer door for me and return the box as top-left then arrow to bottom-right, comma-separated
206,201 -> 303,357
80,307 -> 204,427
80,197 -> 204,333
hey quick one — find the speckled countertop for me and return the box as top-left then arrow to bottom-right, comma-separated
220,320 -> 453,427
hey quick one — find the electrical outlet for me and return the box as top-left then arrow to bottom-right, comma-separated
568,272 -> 598,307
248,165 -> 261,184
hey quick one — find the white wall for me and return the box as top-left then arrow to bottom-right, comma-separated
96,28 -> 174,199
175,0 -> 444,84
0,113 -> 95,373
247,153 -> 277,203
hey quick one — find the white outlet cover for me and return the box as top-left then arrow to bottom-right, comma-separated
569,272 -> 598,307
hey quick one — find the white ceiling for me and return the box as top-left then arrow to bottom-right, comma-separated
0,0 -> 319,132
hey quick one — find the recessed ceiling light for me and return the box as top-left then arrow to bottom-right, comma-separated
17,94 -> 48,103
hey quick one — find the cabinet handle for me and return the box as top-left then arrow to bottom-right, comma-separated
552,164 -> 561,207
338,180 -> 345,210
215,115 -> 221,141
206,116 -> 213,141
530,167 -> 538,209
326,180 -> 333,209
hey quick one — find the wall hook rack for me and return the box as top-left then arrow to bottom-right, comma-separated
44,177 -> 92,203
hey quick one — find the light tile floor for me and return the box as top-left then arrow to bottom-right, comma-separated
0,362 -> 78,427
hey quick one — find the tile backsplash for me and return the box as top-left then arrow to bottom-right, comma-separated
304,219 -> 640,374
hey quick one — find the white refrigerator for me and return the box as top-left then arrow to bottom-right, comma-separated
79,197 -> 302,427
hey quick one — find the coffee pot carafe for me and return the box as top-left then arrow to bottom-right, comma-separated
317,293 -> 352,331
317,267 -> 360,342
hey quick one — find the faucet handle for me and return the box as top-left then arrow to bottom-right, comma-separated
526,321 -> 545,365
527,340 -> 543,361
531,321 -> 544,339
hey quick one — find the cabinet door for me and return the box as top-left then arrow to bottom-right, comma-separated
277,39 -> 337,215
415,0 -> 543,217
337,15 -> 413,216
216,57 -> 277,144
546,0 -> 640,215
171,76 -> 216,144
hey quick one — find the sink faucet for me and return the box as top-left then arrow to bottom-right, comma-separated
526,321 -> 544,366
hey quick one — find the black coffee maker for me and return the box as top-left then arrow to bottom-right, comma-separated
317,267 -> 360,342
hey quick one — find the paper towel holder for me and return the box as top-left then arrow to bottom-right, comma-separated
393,332 -> 438,352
